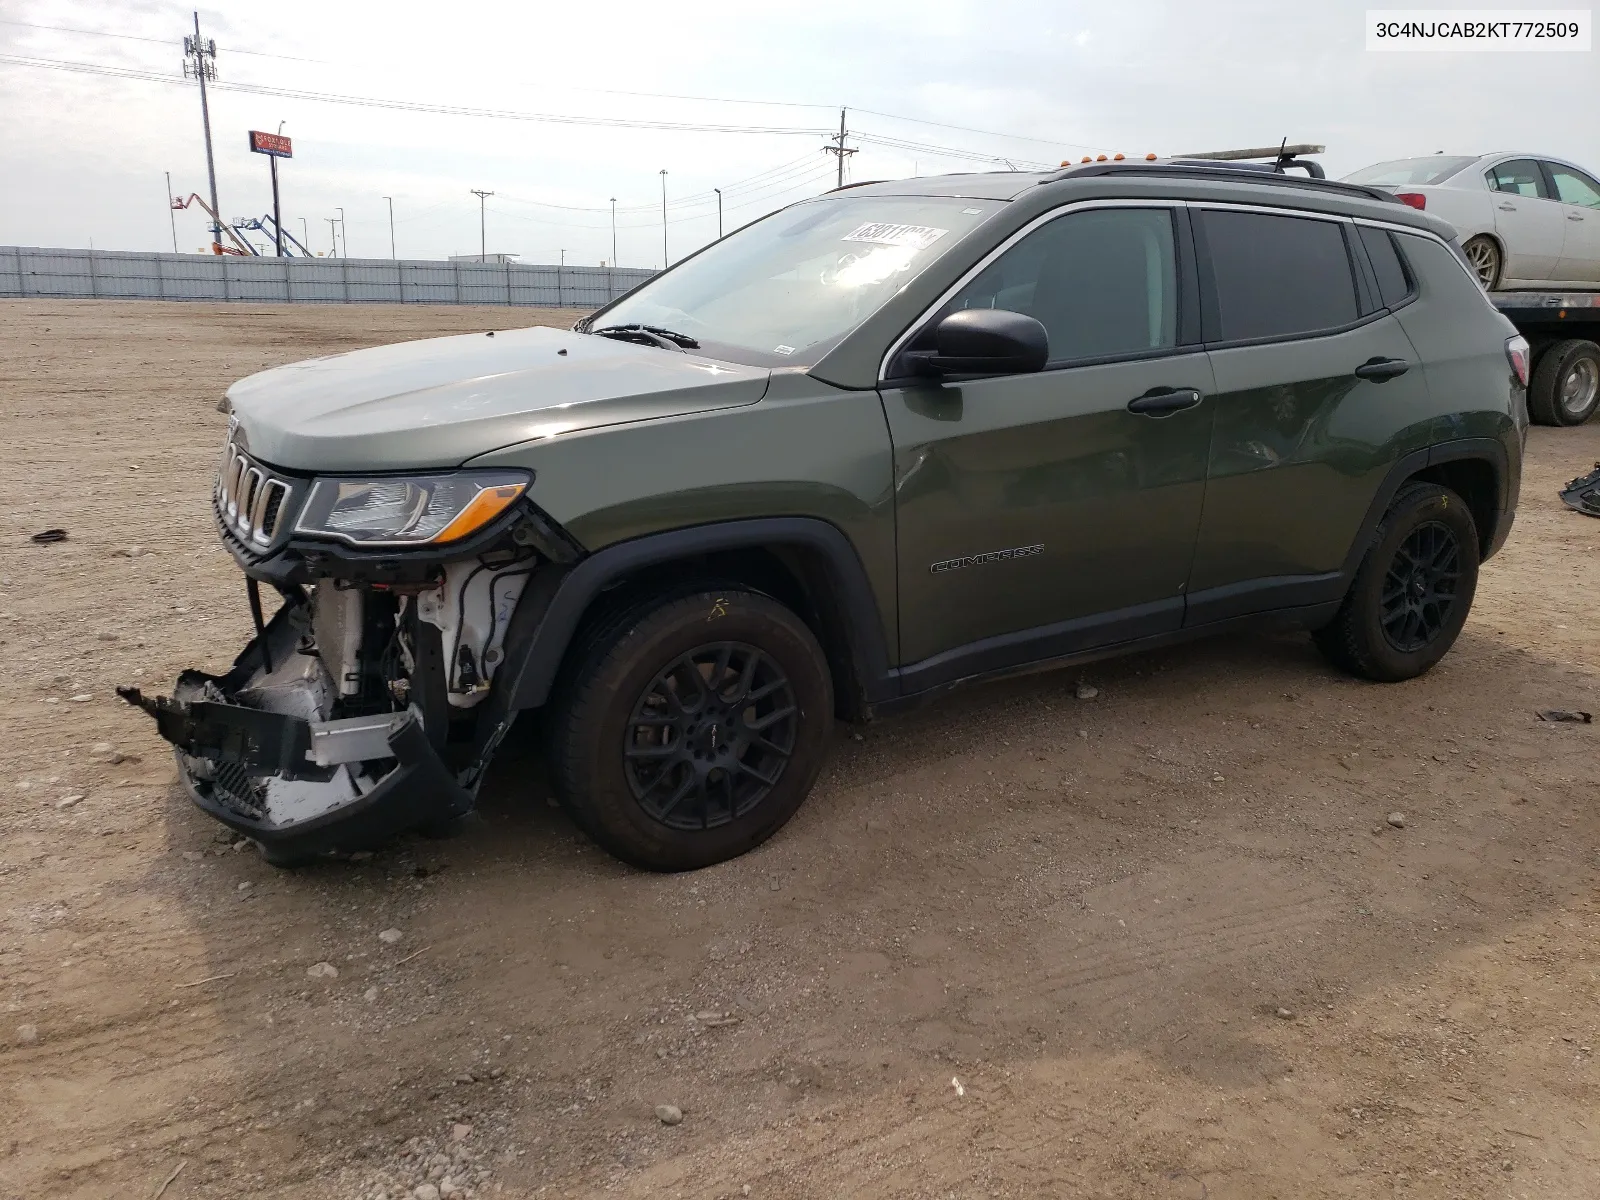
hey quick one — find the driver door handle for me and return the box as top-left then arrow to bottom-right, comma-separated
1354,356 -> 1411,382
1127,387 -> 1203,416
1498,202 -> 1518,211
1570,213 -> 1586,221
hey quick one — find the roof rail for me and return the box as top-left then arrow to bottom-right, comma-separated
1043,161 -> 1400,205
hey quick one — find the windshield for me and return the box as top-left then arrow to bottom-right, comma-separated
589,194 -> 1005,366
1342,156 -> 1477,187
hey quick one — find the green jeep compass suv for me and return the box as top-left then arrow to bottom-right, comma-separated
122,160 -> 1529,870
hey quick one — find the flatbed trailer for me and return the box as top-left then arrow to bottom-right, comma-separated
1490,291 -> 1600,426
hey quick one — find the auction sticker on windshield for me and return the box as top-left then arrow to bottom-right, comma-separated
842,223 -> 948,250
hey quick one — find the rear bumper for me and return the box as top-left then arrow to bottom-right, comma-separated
118,602 -> 473,861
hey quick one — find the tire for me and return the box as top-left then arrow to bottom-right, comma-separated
1527,338 -> 1600,427
1314,482 -> 1480,682
549,587 -> 833,871
1461,235 -> 1501,290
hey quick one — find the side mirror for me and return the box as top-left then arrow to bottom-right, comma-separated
905,308 -> 1049,378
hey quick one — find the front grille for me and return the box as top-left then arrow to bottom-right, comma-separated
215,440 -> 295,550
208,758 -> 268,820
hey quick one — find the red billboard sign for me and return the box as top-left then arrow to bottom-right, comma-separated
248,131 -> 293,158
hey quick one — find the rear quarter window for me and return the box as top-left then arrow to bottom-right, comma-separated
1200,209 -> 1360,342
1357,226 -> 1415,308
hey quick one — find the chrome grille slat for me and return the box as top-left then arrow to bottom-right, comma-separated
213,438 -> 294,550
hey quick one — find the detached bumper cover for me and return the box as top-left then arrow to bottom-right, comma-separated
117,614 -> 472,860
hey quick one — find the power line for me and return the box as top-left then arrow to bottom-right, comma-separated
854,107 -> 1106,153
0,17 -> 324,62
0,53 -> 834,135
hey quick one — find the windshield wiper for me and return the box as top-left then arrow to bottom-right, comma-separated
590,323 -> 700,351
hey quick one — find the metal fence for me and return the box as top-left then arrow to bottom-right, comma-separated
0,246 -> 657,307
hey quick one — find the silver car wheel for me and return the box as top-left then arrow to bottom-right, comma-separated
1462,237 -> 1500,289
1561,357 -> 1600,419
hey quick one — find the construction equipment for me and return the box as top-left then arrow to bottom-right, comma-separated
233,214 -> 315,257
171,193 -> 251,255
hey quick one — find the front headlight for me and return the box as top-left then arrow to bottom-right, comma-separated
293,471 -> 529,547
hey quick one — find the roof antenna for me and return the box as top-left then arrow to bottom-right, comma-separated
1274,136 -> 1289,174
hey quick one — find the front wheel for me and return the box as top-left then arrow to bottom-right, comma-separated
549,588 -> 833,871
1314,482 -> 1480,682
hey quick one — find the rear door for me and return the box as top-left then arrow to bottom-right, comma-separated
881,203 -> 1215,677
1544,161 -> 1600,283
1186,206 -> 1435,624
1487,158 -> 1568,283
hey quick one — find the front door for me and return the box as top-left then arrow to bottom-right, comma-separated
1187,207 -> 1435,623
881,204 -> 1215,681
1487,158 -> 1568,283
1545,161 -> 1600,284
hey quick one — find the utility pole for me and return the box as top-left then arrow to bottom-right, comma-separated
182,12 -> 222,253
659,170 -> 668,268
470,189 -> 493,262
336,206 -> 346,258
325,217 -> 338,257
164,171 -> 178,253
609,198 -> 617,268
383,196 -> 395,258
299,218 -> 310,253
714,187 -> 723,239
823,107 -> 857,189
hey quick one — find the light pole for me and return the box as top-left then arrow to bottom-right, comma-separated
714,187 -> 722,239
299,217 -> 310,254
325,217 -> 338,257
609,197 -> 617,267
659,169 -> 668,268
470,189 -> 493,262
383,195 -> 395,259
336,206 -> 346,258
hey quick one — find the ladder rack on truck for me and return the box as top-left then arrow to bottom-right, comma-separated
1490,292 -> 1600,426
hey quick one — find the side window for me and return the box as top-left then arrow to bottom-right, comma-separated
1548,165 -> 1600,209
1199,210 -> 1359,341
1357,225 -> 1414,308
1487,159 -> 1549,198
939,207 -> 1178,363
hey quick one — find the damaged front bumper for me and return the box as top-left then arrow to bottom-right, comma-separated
119,598 -> 473,863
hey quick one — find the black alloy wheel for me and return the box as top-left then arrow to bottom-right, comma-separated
1314,481 -> 1480,682
549,587 -> 833,871
624,642 -> 798,831
1379,521 -> 1462,653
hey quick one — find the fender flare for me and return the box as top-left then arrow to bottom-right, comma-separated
1338,435 -> 1511,580
501,517 -> 895,713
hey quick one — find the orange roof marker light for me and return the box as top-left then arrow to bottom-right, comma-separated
1146,153 -> 1158,160
1095,154 -> 1108,162
1113,153 -> 1126,161
1082,156 -> 1093,163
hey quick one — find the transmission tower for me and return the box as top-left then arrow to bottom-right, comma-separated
822,107 -> 857,189
181,12 -> 222,253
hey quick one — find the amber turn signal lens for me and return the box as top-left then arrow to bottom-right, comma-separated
431,482 -> 527,544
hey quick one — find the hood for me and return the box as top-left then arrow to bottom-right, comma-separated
226,325 -> 770,472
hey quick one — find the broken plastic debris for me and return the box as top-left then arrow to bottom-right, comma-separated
1536,710 -> 1592,723
29,529 -> 67,544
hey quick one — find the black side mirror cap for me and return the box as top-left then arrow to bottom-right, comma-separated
905,308 -> 1049,378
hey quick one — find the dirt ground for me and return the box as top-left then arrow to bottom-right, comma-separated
2,299 -> 1598,1200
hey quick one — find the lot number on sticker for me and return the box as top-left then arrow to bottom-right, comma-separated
842,222 -> 948,250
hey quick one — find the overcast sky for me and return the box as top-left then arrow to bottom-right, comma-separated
1,0 -> 1595,266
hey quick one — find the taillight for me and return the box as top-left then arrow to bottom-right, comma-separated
1506,335 -> 1530,388
1395,192 -> 1427,210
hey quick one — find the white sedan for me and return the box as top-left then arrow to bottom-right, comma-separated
1342,153 -> 1600,290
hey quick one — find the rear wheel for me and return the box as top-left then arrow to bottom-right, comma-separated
1527,338 -> 1600,426
1314,482 -> 1479,682
1461,235 -> 1501,290
550,588 -> 833,871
